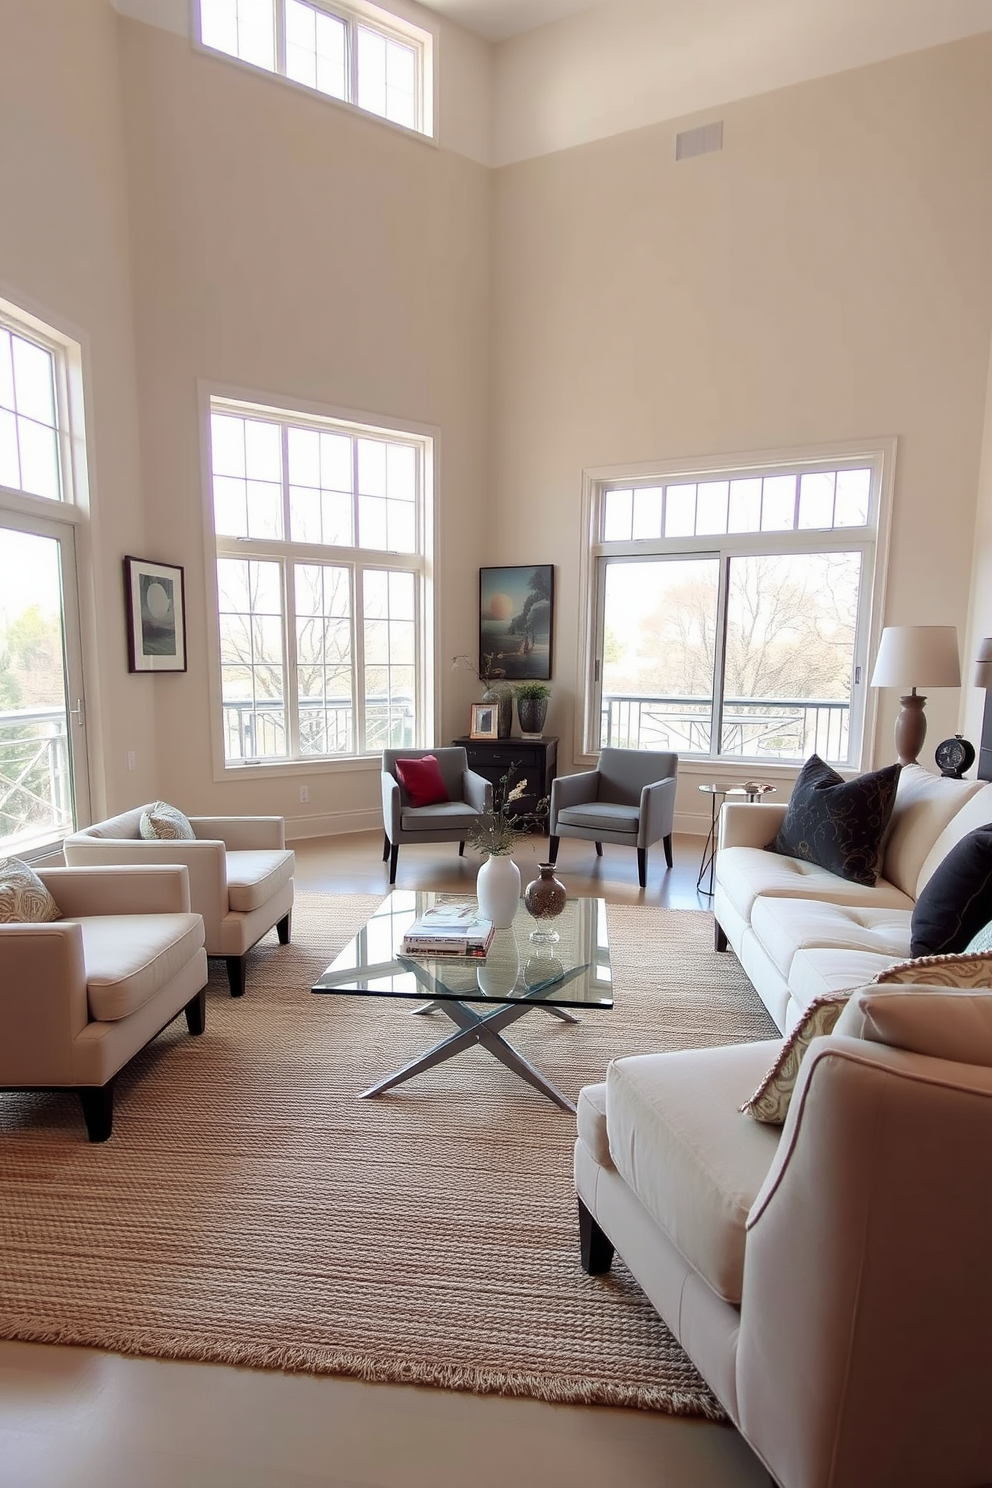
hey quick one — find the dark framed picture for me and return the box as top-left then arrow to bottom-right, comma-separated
479,565 -> 553,682
470,702 -> 499,739
124,556 -> 187,673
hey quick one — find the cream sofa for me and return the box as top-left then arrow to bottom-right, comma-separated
64,808 -> 295,998
574,985 -> 992,1488
0,864 -> 207,1140
713,765 -> 992,1031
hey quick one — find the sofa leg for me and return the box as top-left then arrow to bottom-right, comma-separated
276,911 -> 292,945
184,987 -> 206,1035
663,833 -> 673,869
226,955 -> 247,998
548,835 -> 560,865
637,847 -> 647,888
458,841 -> 466,856
595,841 -> 603,857
714,919 -> 728,953
382,831 -> 390,862
578,1197 -> 615,1275
388,843 -> 399,885
79,1081 -> 115,1143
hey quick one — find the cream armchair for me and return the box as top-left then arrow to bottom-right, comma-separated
64,808 -> 294,997
574,986 -> 992,1488
0,864 -> 207,1141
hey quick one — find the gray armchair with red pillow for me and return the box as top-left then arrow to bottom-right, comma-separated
381,748 -> 491,884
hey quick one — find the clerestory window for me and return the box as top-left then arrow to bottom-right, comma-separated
207,394 -> 433,768
584,447 -> 892,769
197,0 -> 434,138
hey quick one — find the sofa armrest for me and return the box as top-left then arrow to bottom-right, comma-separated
62,838 -> 227,942
37,864 -> 192,916
718,801 -> 787,851
462,769 -> 492,814
550,770 -> 600,832
381,771 -> 401,841
637,776 -> 677,848
0,921 -> 89,1083
190,816 -> 286,851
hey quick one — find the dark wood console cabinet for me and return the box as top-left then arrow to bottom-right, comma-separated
451,736 -> 558,830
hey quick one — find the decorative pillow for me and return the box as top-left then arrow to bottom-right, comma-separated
394,755 -> 449,808
965,920 -> 992,954
767,755 -> 901,887
0,857 -> 62,924
910,824 -> 992,957
871,950 -> 992,989
740,993 -> 850,1124
836,987 -> 992,1068
139,801 -> 195,840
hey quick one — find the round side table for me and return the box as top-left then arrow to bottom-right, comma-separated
697,782 -> 777,896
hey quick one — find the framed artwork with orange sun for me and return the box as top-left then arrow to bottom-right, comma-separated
124,556 -> 187,673
479,565 -> 553,682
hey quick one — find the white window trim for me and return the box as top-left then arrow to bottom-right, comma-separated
191,0 -> 437,145
198,380 -> 437,782
576,437 -> 897,778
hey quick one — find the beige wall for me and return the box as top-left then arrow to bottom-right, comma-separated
491,36 -> 992,830
118,19 -> 492,836
0,0 -> 159,817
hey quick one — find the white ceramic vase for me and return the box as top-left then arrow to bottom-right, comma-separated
476,854 -> 521,929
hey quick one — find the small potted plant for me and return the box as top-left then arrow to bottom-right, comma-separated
515,681 -> 552,738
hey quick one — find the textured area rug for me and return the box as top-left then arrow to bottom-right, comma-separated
0,895 -> 777,1415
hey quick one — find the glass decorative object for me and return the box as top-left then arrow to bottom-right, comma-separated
523,863 -> 567,943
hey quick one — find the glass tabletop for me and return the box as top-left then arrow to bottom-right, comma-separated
312,890 -> 613,1009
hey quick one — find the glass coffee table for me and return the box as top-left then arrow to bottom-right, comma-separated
312,891 -> 613,1112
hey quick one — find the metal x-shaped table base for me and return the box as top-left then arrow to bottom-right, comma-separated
359,998 -> 581,1111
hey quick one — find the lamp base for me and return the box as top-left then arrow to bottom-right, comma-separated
894,692 -> 927,766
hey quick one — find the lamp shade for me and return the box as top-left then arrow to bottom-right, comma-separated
975,638 -> 992,689
870,625 -> 961,690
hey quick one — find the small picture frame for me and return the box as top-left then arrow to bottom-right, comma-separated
470,702 -> 499,739
124,556 -> 187,673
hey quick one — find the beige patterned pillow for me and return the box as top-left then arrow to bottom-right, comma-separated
741,993 -> 850,1124
139,801 -> 195,840
0,857 -> 62,924
871,951 -> 992,989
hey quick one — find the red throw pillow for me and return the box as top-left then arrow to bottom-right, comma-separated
395,754 -> 450,808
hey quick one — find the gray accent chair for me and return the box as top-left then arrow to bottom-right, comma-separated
548,748 -> 678,888
381,747 -> 492,885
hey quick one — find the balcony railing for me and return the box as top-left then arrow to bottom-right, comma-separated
601,693 -> 850,762
223,696 -> 416,762
0,705 -> 74,853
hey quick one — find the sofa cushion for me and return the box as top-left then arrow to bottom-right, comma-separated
140,801 -> 195,841
557,802 -> 639,834
226,849 -> 295,913
915,781 -> 992,897
788,945 -> 915,1008
79,912 -> 204,1021
751,896 -> 912,980
741,993 -> 850,1124
0,858 -> 62,924
400,802 -> 483,832
606,1042 -> 782,1304
836,987 -> 992,1066
881,765 -> 986,898
715,846 -> 912,926
768,755 -> 901,886
910,825 -> 992,957
395,754 -> 449,808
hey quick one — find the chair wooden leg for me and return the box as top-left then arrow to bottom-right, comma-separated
79,1081 -> 115,1143
389,843 -> 399,884
715,919 -> 729,953
548,835 -> 560,865
458,841 -> 466,856
184,987 -> 206,1035
595,841 -> 603,857
578,1197 -> 614,1274
637,847 -> 647,888
276,911 -> 292,945
226,955 -> 247,998
382,832 -> 390,862
663,832 -> 673,869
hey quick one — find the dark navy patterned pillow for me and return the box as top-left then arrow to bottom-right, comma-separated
911,825 -> 992,957
768,755 -> 902,887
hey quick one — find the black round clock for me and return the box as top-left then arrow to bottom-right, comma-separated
934,734 -> 976,779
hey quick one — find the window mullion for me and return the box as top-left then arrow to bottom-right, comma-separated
283,557 -> 302,758
353,562 -> 365,754
711,554 -> 730,760
275,0 -> 287,74
348,16 -> 358,106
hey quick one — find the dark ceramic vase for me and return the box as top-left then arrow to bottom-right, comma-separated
482,683 -> 513,739
523,863 -> 567,923
516,695 -> 549,738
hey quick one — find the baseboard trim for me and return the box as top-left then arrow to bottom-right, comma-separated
286,809 -> 381,842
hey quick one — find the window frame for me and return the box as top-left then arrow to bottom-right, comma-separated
578,440 -> 896,777
193,0 -> 436,143
201,384 -> 436,781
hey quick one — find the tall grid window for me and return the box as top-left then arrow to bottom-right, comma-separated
209,397 -> 430,765
199,0 -> 432,137
588,454 -> 885,768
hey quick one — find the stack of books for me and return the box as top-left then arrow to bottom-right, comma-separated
400,904 -> 495,959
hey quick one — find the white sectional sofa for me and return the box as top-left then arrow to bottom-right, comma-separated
713,764 -> 992,1031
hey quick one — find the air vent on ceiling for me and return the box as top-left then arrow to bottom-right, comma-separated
675,121 -> 723,162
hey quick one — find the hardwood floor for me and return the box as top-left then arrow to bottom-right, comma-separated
0,830 -> 770,1488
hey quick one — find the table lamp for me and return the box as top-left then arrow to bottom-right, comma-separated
869,625 -> 961,765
